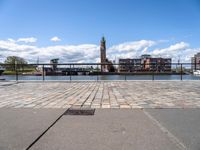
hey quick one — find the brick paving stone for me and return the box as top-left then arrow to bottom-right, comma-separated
0,81 -> 200,109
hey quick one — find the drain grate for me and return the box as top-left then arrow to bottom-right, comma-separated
0,83 -> 14,87
64,108 -> 95,116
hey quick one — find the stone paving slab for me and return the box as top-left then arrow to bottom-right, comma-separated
146,108 -> 200,150
0,81 -> 200,109
30,109 -> 181,150
0,108 -> 65,150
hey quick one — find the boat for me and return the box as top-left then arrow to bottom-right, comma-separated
193,70 -> 200,75
0,66 -> 5,76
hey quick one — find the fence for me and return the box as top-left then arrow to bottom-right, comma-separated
0,63 -> 199,81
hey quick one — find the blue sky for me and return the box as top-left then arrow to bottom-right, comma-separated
0,0 -> 200,63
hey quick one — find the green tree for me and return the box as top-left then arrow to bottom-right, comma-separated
4,56 -> 27,71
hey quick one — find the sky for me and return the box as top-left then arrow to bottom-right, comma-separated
0,0 -> 200,63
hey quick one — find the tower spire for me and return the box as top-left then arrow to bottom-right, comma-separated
101,36 -> 106,43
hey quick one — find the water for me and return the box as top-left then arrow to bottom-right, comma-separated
1,74 -> 200,81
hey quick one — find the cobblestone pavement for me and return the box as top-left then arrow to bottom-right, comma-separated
0,81 -> 200,109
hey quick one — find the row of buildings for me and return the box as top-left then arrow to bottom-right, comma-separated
100,37 -> 172,73
118,55 -> 171,72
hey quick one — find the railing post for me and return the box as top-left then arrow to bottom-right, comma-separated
152,70 -> 154,81
15,62 -> 18,82
97,64 -> 99,81
70,65 -> 72,82
42,64 -> 45,81
181,64 -> 183,81
152,63 -> 155,81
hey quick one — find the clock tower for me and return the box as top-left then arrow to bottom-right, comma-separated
100,37 -> 106,72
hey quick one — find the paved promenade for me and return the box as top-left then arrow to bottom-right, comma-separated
0,81 -> 200,109
1,81 -> 200,150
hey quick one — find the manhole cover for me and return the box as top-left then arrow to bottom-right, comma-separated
64,108 -> 95,116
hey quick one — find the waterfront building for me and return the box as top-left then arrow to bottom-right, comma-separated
191,53 -> 200,71
144,57 -> 172,72
119,55 -> 171,72
118,58 -> 141,72
50,58 -> 59,71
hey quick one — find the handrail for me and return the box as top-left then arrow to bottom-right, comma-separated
0,62 -> 199,65
0,62 -> 199,81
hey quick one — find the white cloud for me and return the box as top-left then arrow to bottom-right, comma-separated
0,39 -> 199,63
17,37 -> 37,43
150,42 -> 191,62
109,40 -> 156,53
0,39 -> 99,63
108,40 -> 157,60
151,42 -> 189,56
7,38 -> 16,43
6,37 -> 37,43
50,36 -> 61,42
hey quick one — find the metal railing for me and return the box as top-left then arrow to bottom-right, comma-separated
0,63 -> 199,81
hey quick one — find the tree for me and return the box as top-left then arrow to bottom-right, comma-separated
4,56 -> 27,71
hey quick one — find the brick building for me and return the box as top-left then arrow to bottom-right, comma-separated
192,53 -> 200,71
119,55 -> 171,72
